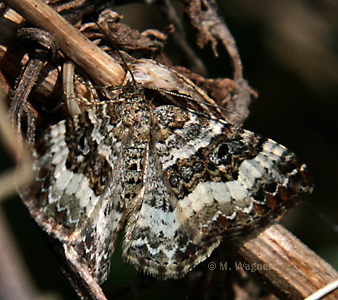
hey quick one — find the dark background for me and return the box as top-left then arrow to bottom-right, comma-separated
1,0 -> 338,299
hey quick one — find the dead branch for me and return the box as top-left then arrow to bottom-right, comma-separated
230,223 -> 338,300
2,0 -> 125,87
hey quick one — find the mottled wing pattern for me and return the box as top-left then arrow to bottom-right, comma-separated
123,140 -> 211,279
20,105 -> 126,284
123,105 -> 312,279
21,91 -> 312,283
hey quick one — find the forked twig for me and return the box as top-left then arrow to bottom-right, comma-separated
2,0 -> 125,87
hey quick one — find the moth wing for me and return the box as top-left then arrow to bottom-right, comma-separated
122,140 -> 220,279
21,107 -> 125,283
123,105 -> 312,279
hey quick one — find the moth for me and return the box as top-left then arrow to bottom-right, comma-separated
20,71 -> 313,285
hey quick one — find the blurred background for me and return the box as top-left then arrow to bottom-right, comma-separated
218,0 -> 338,265
1,0 -> 337,299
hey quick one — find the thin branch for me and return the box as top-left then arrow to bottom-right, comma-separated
305,279 -> 338,300
161,0 -> 207,74
0,209 -> 39,300
0,94 -> 53,300
2,0 -> 125,87
0,92 -> 33,194
182,0 -> 256,125
230,223 -> 338,300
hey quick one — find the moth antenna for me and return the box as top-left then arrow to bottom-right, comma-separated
74,73 -> 123,91
154,87 -> 242,121
94,21 -> 138,87
95,21 -> 240,122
